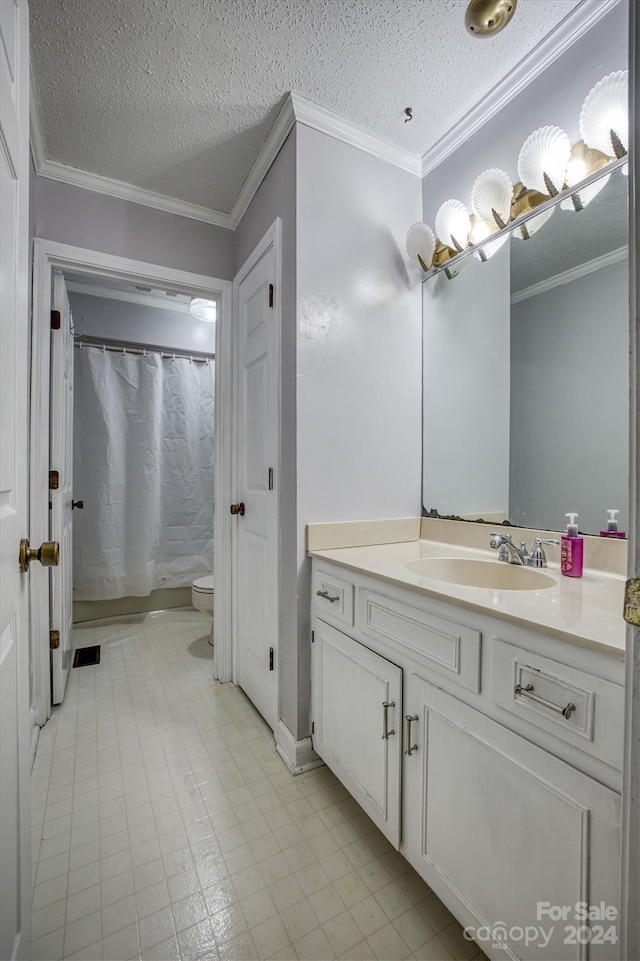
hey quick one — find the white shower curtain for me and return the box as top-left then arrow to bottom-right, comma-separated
73,347 -> 215,600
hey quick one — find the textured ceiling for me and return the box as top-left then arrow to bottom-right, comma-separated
30,0 -> 582,215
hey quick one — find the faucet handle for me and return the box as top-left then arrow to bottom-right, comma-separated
529,537 -> 560,568
490,531 -> 511,548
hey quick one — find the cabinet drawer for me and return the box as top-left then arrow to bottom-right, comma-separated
312,567 -> 354,627
357,588 -> 481,693
492,638 -> 624,769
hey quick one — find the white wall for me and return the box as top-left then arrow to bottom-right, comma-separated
510,257 -> 629,534
296,124 -> 423,736
33,173 -> 235,279
423,246 -> 511,519
67,291 -> 216,355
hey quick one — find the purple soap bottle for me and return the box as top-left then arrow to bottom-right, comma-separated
561,512 -> 583,578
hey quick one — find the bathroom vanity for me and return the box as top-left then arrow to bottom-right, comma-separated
308,519 -> 626,961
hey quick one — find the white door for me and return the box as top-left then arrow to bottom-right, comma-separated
312,620 -> 403,848
0,2 -> 32,958
234,233 -> 278,729
50,273 -> 74,703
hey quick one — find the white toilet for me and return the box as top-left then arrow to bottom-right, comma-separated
192,575 -> 214,646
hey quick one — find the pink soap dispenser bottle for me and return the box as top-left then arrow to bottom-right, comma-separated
561,512 -> 584,578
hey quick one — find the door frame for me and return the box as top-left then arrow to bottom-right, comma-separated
231,219 -> 282,726
620,1 -> 640,955
30,238 -> 233,733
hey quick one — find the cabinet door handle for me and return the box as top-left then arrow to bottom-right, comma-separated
382,701 -> 395,740
515,683 -> 576,720
404,714 -> 419,756
316,590 -> 340,603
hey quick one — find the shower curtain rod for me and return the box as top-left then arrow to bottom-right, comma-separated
74,335 -> 215,363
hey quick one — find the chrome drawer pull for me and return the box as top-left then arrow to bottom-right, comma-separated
515,683 -> 576,720
382,701 -> 396,740
404,714 -> 419,756
316,590 -> 340,604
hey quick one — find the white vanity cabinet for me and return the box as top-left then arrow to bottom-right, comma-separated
310,559 -> 623,961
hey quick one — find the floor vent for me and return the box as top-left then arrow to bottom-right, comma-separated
73,645 -> 101,668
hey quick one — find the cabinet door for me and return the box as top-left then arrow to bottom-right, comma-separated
403,675 -> 620,961
312,619 -> 402,848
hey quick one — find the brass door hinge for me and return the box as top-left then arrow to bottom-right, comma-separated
50,630 -> 60,650
51,310 -> 61,330
268,284 -> 274,308
623,578 -> 640,627
49,470 -> 59,490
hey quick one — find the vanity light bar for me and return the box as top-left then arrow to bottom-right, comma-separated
419,155 -> 628,281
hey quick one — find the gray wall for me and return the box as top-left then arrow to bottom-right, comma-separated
234,129 -> 299,739
296,124 -> 423,737
67,291 -> 216,354
423,245 -> 511,519
33,174 -> 235,279
421,2 -> 628,226
510,257 -> 629,534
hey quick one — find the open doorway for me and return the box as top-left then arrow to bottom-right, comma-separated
29,241 -> 233,740
56,272 -> 217,703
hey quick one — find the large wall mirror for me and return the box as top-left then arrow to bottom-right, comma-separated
422,166 -> 628,536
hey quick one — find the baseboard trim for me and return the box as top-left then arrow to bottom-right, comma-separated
276,720 -> 324,776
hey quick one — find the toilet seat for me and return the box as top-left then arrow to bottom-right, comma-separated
192,575 -> 214,594
192,574 -> 214,614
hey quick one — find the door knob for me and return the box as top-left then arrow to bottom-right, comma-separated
230,503 -> 245,516
19,538 -> 60,573
72,500 -> 84,510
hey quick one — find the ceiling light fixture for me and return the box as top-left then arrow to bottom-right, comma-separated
190,298 -> 217,323
465,0 -> 517,37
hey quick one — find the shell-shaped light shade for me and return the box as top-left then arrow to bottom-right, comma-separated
512,205 -> 555,240
405,222 -> 436,270
580,70 -> 628,157
435,200 -> 471,251
471,168 -> 513,228
517,126 -> 571,195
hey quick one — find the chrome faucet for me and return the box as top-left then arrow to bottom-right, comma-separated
489,532 -> 559,567
490,532 -> 529,565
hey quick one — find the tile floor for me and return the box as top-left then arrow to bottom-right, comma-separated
30,609 -> 485,961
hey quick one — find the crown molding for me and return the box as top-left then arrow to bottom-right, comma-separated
290,92 -> 422,177
228,94 -> 297,227
511,245 -> 628,304
421,0 -> 621,179
34,155 -> 234,228
30,87 -> 420,230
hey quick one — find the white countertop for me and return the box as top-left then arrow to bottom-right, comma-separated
309,537 -> 627,658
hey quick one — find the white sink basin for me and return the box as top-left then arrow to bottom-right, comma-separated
404,557 -> 556,591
